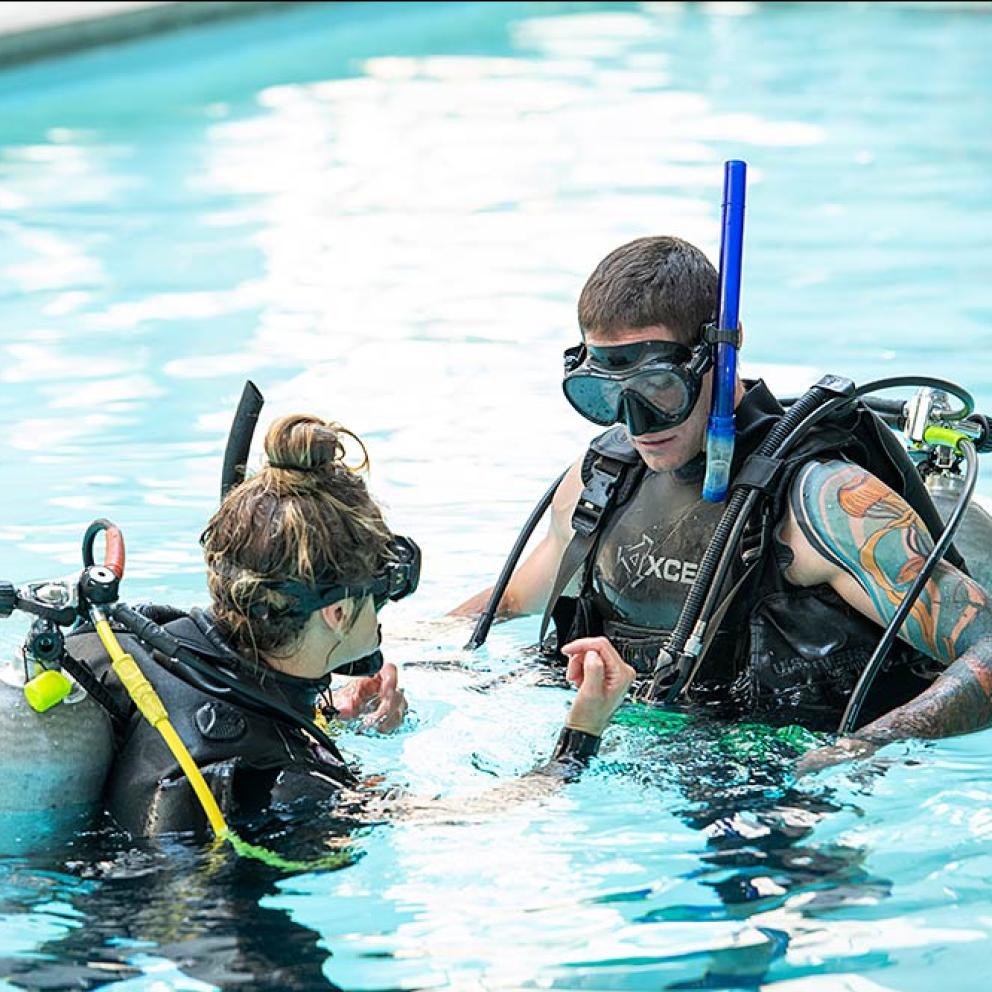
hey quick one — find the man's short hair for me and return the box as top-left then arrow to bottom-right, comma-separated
577,236 -> 718,346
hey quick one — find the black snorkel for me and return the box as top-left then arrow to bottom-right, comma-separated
220,380 -> 264,500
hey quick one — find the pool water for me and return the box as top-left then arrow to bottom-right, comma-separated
1,1 -> 992,989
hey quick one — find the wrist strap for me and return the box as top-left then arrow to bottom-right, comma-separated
552,726 -> 601,766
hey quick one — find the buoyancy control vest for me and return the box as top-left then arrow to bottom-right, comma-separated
67,606 -> 356,837
550,380 -> 955,731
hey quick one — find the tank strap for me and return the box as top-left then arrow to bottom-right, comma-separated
539,446 -> 638,646
59,647 -> 130,730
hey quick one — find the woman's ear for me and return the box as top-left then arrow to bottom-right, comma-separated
320,601 -> 351,634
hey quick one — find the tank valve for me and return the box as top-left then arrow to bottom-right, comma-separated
79,565 -> 120,606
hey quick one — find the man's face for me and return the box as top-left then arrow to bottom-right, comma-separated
584,324 -> 711,474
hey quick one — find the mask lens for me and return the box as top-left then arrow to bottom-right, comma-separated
372,536 -> 421,611
627,370 -> 691,419
562,374 -> 623,425
563,340 -> 702,431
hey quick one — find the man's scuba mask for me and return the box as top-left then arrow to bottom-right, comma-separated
562,339 -> 713,436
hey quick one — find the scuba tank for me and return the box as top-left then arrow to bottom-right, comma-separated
0,676 -> 114,852
0,527 -> 124,842
928,476 -> 992,594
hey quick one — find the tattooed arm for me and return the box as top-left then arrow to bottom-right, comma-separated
780,459 -> 992,742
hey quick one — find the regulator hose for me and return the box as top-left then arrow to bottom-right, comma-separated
646,378 -> 842,702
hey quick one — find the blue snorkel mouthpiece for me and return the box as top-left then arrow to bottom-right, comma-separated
702,160 -> 747,503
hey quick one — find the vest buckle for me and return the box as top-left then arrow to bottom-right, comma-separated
572,458 -> 623,537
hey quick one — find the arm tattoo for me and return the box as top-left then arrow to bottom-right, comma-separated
792,460 -> 992,662
792,460 -> 992,740
859,647 -> 992,741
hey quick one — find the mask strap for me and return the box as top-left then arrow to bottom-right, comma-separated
563,344 -> 586,374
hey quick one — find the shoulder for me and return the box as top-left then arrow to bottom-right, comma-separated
552,457 -> 585,512
789,458 -> 906,529
789,459 -> 925,537
549,457 -> 585,541
782,457 -> 926,586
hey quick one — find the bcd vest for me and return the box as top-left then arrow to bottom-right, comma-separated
550,380 -> 954,731
67,606 -> 356,837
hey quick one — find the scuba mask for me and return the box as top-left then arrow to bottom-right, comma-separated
265,535 -> 422,617
562,339 -> 713,437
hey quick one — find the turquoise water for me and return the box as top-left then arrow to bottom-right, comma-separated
1,1 -> 992,988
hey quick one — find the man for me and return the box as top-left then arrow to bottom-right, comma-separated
454,236 -> 992,755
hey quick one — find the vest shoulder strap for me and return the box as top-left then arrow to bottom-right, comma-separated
539,432 -> 645,646
587,425 -> 640,465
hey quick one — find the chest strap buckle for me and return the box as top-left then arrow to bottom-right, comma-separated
572,458 -> 624,537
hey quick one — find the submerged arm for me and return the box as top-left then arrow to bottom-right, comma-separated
783,459 -> 992,741
383,637 -> 636,819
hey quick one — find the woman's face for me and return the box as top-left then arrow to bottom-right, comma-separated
326,595 -> 380,673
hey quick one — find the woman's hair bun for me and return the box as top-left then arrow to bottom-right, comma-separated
263,414 -> 368,474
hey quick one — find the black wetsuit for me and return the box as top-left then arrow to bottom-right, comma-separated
553,380 -> 946,731
67,607 -> 356,837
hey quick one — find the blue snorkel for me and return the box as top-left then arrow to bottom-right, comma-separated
702,160 -> 747,503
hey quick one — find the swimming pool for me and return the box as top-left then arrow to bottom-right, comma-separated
2,1 -> 992,988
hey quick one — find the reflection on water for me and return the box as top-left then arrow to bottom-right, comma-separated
1,0 -> 992,989
1,829 -> 339,991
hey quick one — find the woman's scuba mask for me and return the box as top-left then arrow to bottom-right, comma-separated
265,536 -> 422,679
265,535 -> 422,617
562,340 -> 713,437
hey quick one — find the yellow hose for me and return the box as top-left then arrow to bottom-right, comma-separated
94,614 -> 229,838
93,609 -> 354,872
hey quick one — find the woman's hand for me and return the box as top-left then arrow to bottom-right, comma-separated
795,735 -> 879,776
560,636 -> 637,737
332,663 -> 407,733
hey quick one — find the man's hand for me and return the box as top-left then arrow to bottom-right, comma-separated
332,663 -> 407,733
561,636 -> 637,736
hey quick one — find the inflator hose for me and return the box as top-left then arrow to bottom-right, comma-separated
91,606 -> 229,838
465,469 -> 567,650
647,382 -> 836,702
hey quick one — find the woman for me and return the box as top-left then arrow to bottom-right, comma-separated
69,414 -> 633,837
